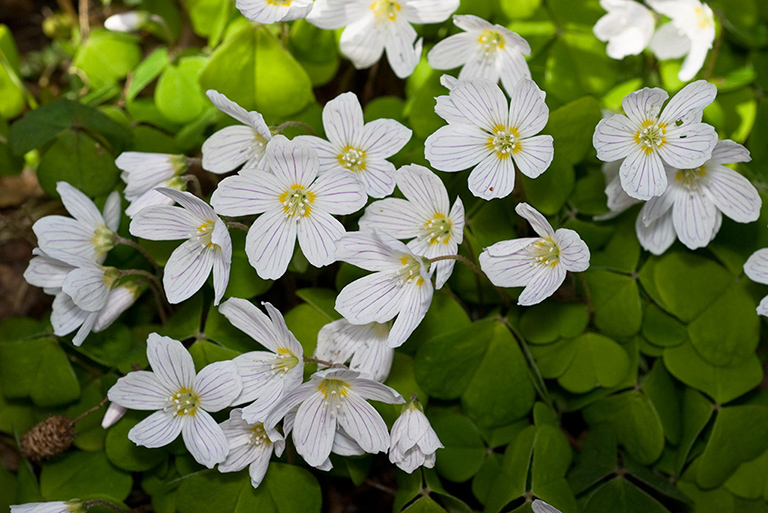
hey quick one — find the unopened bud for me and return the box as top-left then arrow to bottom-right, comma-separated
104,11 -> 150,32
101,403 -> 127,429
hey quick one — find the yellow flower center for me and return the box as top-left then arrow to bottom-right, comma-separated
675,165 -> 707,189
196,219 -> 220,249
397,255 -> 425,286
478,30 -> 505,54
318,378 -> 350,414
694,7 -> 713,29
272,348 -> 300,374
487,125 -> 522,159
371,0 -> 401,21
168,388 -> 200,417
337,146 -> 367,173
248,423 -> 272,447
634,119 -> 667,154
528,238 -> 560,267
279,185 -> 316,218
422,213 -> 453,245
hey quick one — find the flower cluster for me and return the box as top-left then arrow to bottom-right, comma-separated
594,0 -> 715,81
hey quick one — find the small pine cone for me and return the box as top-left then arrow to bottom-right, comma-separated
20,415 -> 76,462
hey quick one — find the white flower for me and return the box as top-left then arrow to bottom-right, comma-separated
427,14 -> 531,94
263,368 -> 403,468
218,408 -> 285,489
479,203 -> 590,306
648,0 -> 715,82
593,0 -> 655,59
744,248 -> 768,317
116,152 -> 189,218
104,11 -> 150,32
636,140 -> 760,254
298,92 -> 412,198
359,164 -> 464,289
316,319 -> 394,382
130,188 -> 232,305
307,0 -> 459,79
235,0 -> 313,23
592,80 -> 718,200
101,402 -> 127,429
388,398 -> 442,473
107,333 -> 242,468
24,250 -> 140,346
202,90 -> 273,174
33,182 -> 120,264
532,500 -> 562,513
11,501 -> 85,513
218,298 -> 304,423
211,135 -> 366,280
425,77 -> 554,200
335,230 -> 434,348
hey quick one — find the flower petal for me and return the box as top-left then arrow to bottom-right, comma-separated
310,169 -> 367,215
108,370 -> 172,409
403,0 -> 459,23
555,228 -> 590,272
360,198 -> 423,239
61,265 -> 110,312
708,139 -> 751,165
293,390 -> 335,467
211,170 -> 283,217
387,279 -> 432,348
660,80 -> 717,126
220,299 -> 283,352
195,360 -> 242,412
508,79 -> 548,137
33,216 -> 98,262
516,202 -> 555,238
147,333 -> 196,390
704,166 -> 761,223
182,410 -> 229,468
245,209 -> 297,280
396,164 -> 450,214
619,147 -> 667,200
163,239 -> 215,304
129,410 -> 183,448
51,293 -> 88,337
129,204 -> 198,241
157,188 -> 217,221
56,181 -> 103,227
672,186 -> 717,249
450,78 -> 508,129
658,123 -> 717,169
297,210 -> 346,267
498,47 -> 532,95
744,248 -> 768,285
513,134 -> 554,179
479,246 -> 538,288
336,272 -> 405,324
357,118 -> 412,159
425,124 -> 490,172
649,22 -> 690,60
334,231 -> 403,271
427,32 -> 475,70
266,135 -> 319,188
636,210 -> 676,255
206,89 -> 254,126
337,392 -> 390,453
322,92 -> 365,147
384,21 -> 421,79
621,87 -> 668,126
356,158 -> 398,198
467,152 -> 515,200
339,16 -> 385,70
518,263 -> 567,306
351,376 -> 404,404
202,125 -> 267,174
593,114 -> 637,162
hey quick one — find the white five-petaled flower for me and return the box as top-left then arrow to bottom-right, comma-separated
130,188 -> 232,305
388,398 -> 442,473
479,203 -> 590,306
202,90 -> 273,174
263,368 -> 403,468
335,230 -> 434,348
218,298 -> 305,423
427,14 -> 531,95
298,92 -> 412,198
593,0 -> 656,59
11,501 -> 86,513
316,319 -> 394,382
359,164 -> 464,289
23,250 -> 140,346
648,0 -> 715,82
744,249 -> 768,317
218,408 -> 285,489
635,140 -> 760,254
592,80 -> 718,200
307,0 -> 459,78
33,182 -> 120,264
211,135 -> 367,280
425,77 -> 554,200
107,333 -> 242,468
235,0 -> 313,24
116,152 -> 189,218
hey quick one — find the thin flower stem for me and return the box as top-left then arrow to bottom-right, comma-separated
115,236 -> 161,273
304,356 -> 349,369
226,221 -> 250,232
119,269 -> 169,323
78,0 -> 89,39
72,395 -> 109,424
84,500 -> 132,513
428,254 -> 481,275
275,121 -> 316,136
182,174 -> 203,197
502,317 -> 553,408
